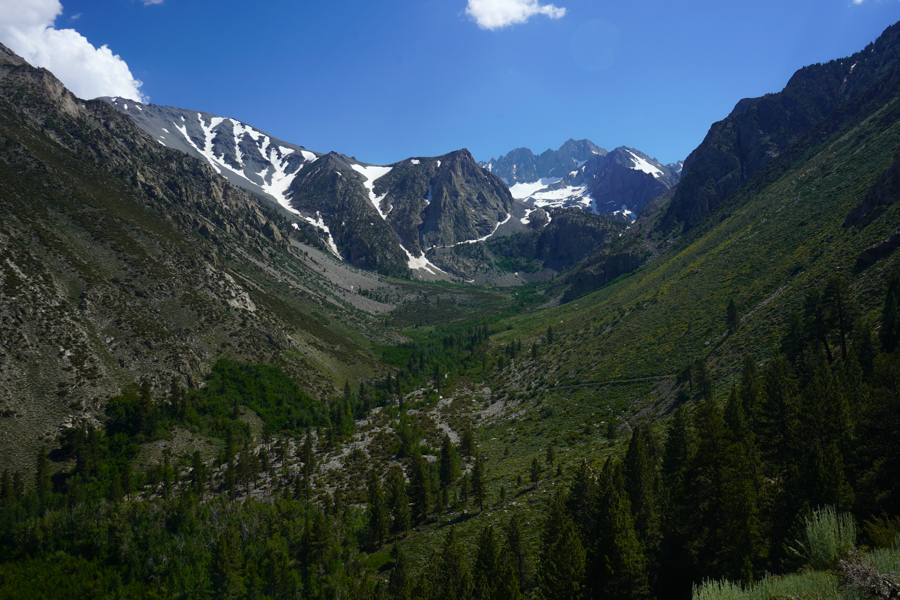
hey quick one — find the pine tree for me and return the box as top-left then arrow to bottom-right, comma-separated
439,434 -> 461,489
727,298 -> 739,332
530,456 -> 542,487
589,459 -> 650,600
853,318 -> 877,376
780,310 -> 807,367
694,358 -> 714,402
658,405 -> 697,597
824,276 -> 854,361
367,469 -> 389,548
538,491 -> 585,600
409,451 -> 431,524
722,386 -> 765,583
212,525 -> 246,599
566,459 -> 597,543
387,466 -> 411,535
738,354 -> 761,424
460,427 -> 475,458
190,450 -> 205,497
473,525 -> 500,600
623,424 -> 662,553
496,550 -> 525,600
860,354 -> 900,514
757,353 -> 799,469
685,394 -> 730,579
790,352 -> 854,511
472,453 -> 486,511
429,528 -> 472,600
505,514 -> 530,591
804,288 -> 834,363
881,269 -> 900,353
388,544 -> 412,600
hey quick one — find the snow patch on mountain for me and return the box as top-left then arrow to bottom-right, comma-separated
521,208 -> 535,225
351,164 -> 393,220
403,246 -> 445,276
612,205 -> 635,221
509,178 -> 562,199
626,149 -> 663,178
531,186 -> 593,209
454,213 -> 511,246
304,212 -> 341,257
168,112 -> 312,216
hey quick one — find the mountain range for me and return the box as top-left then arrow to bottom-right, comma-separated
102,98 -> 524,280
481,139 -> 682,219
3,18 -> 900,599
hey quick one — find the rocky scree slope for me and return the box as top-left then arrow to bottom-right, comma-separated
0,44 -> 387,474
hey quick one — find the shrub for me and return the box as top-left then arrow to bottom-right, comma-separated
693,571 -> 844,600
791,505 -> 856,570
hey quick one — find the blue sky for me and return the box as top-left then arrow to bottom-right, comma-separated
3,0 -> 900,167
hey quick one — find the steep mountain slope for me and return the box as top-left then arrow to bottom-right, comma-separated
499,45 -> 900,415
106,100 -> 520,280
100,97 -> 319,214
663,20 -> 900,232
484,141 -> 680,219
0,44 -> 403,473
426,207 -> 627,283
287,149 -> 518,279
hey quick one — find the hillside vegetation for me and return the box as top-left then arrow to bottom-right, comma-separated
2,21 -> 900,600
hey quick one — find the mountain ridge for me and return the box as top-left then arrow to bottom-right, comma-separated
482,140 -> 680,219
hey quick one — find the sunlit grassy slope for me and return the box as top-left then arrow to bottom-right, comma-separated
489,69 -> 900,416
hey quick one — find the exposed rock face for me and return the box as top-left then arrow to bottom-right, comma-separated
414,150 -> 514,250
482,139 -> 607,184
483,141 -> 679,219
287,149 -> 515,278
663,21 -> 900,232
288,152 -> 412,277
582,147 -> 680,217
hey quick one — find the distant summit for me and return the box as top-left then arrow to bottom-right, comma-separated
481,140 -> 680,220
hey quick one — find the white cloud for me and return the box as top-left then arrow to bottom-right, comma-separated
0,0 -> 146,101
466,0 -> 566,30
142,0 -> 164,5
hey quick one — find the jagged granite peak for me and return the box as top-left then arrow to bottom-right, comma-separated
287,151 -> 415,278
286,148 -> 517,278
663,20 -> 900,231
496,145 -> 680,220
481,138 -> 607,184
100,97 -> 319,213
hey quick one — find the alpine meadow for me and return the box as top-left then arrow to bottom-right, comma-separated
2,7 -> 900,600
